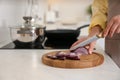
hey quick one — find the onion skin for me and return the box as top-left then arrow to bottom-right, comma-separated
47,55 -> 58,59
66,53 -> 80,60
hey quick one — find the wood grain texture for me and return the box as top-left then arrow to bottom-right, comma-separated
42,51 -> 104,69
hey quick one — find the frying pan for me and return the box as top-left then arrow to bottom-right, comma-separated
45,24 -> 89,40
44,24 -> 89,48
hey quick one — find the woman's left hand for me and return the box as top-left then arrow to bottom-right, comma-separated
103,15 -> 120,37
70,25 -> 102,54
70,36 -> 96,54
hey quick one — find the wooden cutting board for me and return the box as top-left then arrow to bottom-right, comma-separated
42,51 -> 104,69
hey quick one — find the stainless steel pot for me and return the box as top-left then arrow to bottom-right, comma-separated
10,26 -> 45,42
10,16 -> 46,48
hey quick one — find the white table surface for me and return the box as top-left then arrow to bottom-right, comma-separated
0,45 -> 120,80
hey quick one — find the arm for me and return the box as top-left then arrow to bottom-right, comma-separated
89,0 -> 108,32
71,0 -> 108,54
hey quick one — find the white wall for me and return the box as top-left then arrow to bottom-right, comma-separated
0,0 -> 26,43
57,0 -> 92,21
0,0 -> 47,43
0,0 -> 93,46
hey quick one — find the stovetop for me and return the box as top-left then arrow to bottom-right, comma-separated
1,42 -> 69,49
1,38 -> 77,49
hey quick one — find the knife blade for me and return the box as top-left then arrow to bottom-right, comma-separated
70,33 -> 102,51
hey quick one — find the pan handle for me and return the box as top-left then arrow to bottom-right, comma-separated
76,24 -> 89,31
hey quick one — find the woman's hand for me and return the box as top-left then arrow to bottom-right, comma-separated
70,37 -> 96,54
103,15 -> 120,37
70,25 -> 102,54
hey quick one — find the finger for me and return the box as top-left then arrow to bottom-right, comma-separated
70,37 -> 87,48
109,22 -> 119,37
85,45 -> 89,49
116,25 -> 120,33
70,39 -> 83,48
103,19 -> 114,37
71,41 -> 80,48
88,41 -> 96,54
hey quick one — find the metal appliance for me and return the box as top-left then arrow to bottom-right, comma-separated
9,16 -> 46,49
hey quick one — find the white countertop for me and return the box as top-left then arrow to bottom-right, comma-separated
0,45 -> 120,80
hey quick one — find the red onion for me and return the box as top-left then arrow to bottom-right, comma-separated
47,47 -> 88,60
72,47 -> 88,55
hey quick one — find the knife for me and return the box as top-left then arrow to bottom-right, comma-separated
70,33 -> 103,51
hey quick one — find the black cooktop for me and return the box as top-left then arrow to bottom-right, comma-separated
1,38 -> 77,49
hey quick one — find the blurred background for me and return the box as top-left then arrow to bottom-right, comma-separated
0,0 -> 101,49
